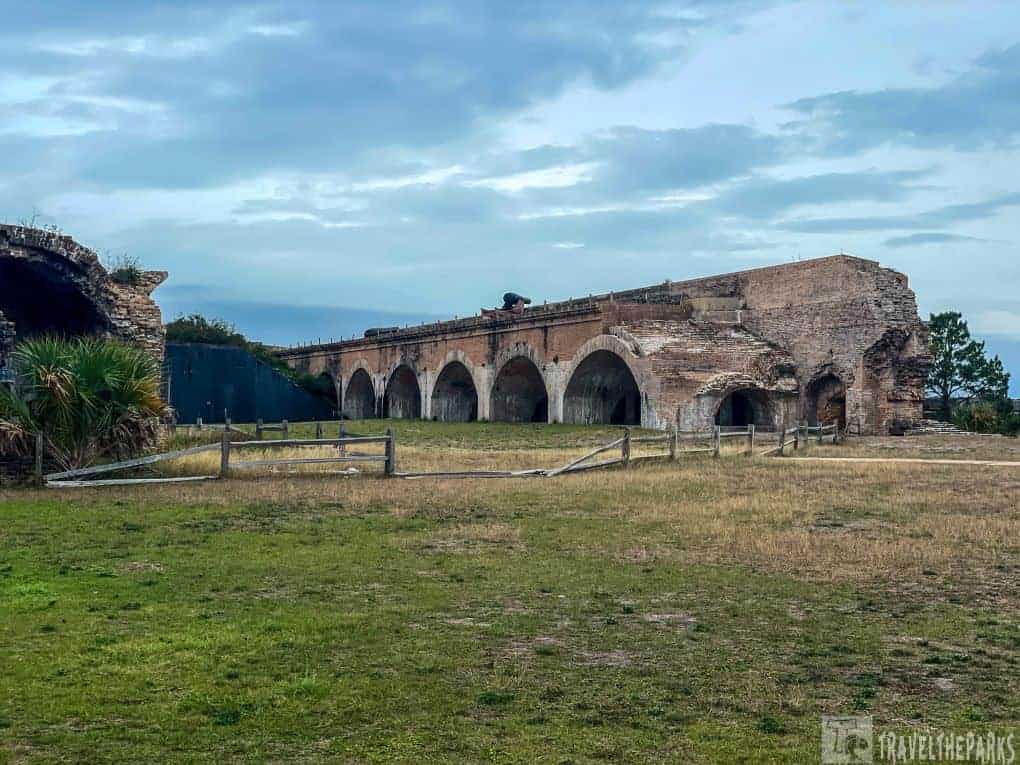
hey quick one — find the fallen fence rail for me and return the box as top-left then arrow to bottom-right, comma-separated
44,441 -> 221,482
47,475 -> 218,489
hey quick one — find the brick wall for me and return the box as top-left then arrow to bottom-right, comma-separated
280,255 -> 930,434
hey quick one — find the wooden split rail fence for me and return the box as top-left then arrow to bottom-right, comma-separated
43,426 -> 397,488
41,418 -> 841,487
760,420 -> 840,456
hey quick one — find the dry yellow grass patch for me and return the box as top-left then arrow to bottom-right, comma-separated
421,522 -> 524,553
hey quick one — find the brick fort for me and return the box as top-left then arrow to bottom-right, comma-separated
280,255 -> 931,435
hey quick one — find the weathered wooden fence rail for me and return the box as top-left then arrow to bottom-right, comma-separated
44,424 -> 396,487
42,418 -> 841,487
219,429 -> 395,477
44,441 -> 222,487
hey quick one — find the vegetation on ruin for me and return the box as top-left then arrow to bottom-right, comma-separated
927,311 -> 1015,434
0,337 -> 166,469
105,253 -> 144,286
165,314 -> 336,404
1,423 -> 1017,762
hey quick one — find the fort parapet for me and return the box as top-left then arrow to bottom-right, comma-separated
280,255 -> 932,434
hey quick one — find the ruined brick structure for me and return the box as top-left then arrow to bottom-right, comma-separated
280,255 -> 931,434
0,225 -> 167,373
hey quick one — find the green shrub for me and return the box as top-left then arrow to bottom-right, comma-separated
107,253 -> 144,286
0,336 -> 167,469
952,399 -> 1019,435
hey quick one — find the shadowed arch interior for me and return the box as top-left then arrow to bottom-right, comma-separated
715,389 -> 773,428
807,374 -> 846,428
383,364 -> 421,419
344,368 -> 376,419
431,361 -> 477,422
491,356 -> 548,423
0,257 -> 107,340
563,350 -> 641,425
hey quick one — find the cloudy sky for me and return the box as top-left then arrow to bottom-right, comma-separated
3,1 -> 1019,388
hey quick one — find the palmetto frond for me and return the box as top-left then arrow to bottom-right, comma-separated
0,336 -> 167,469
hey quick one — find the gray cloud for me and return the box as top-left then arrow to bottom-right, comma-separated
783,191 -> 1020,234
883,232 -> 985,249
786,43 -> 1020,153
710,168 -> 932,220
0,1 -> 770,190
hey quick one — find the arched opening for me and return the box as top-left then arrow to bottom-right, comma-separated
563,350 -> 641,425
491,356 -> 548,423
431,361 -> 478,422
807,374 -> 846,429
344,368 -> 376,419
305,371 -> 339,411
715,389 -> 772,428
383,365 -> 421,419
0,257 -> 107,340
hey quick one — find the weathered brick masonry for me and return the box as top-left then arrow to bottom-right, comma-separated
0,225 -> 166,371
280,255 -> 931,434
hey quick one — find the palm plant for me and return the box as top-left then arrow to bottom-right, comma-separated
0,336 -> 167,469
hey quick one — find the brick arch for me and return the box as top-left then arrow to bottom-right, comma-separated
431,356 -> 480,422
562,335 -> 646,392
342,361 -> 377,419
312,366 -> 341,410
697,374 -> 784,430
490,344 -> 550,423
342,358 -> 378,400
491,341 -> 546,379
558,335 -> 651,427
383,362 -> 422,419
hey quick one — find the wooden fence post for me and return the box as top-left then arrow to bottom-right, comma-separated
256,419 -> 263,440
219,430 -> 231,478
712,425 -> 721,458
384,427 -> 395,476
793,422 -> 800,451
34,432 -> 44,486
778,414 -> 787,456
817,422 -> 823,445
622,427 -> 631,466
282,420 -> 289,440
747,424 -> 755,457
669,423 -> 678,461
339,420 -> 346,456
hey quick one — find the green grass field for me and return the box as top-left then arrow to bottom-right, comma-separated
1,423 -> 1017,763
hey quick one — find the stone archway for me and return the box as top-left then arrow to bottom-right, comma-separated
383,364 -> 421,419
344,368 -> 377,419
806,374 -> 846,428
0,225 -> 167,372
491,356 -> 548,423
563,349 -> 641,425
715,388 -> 772,428
431,361 -> 478,422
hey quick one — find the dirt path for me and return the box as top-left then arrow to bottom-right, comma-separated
782,456 -> 1020,468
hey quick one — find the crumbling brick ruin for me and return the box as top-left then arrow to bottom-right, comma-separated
0,225 -> 166,375
281,255 -> 932,435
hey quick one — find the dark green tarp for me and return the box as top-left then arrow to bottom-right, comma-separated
166,342 -> 335,424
